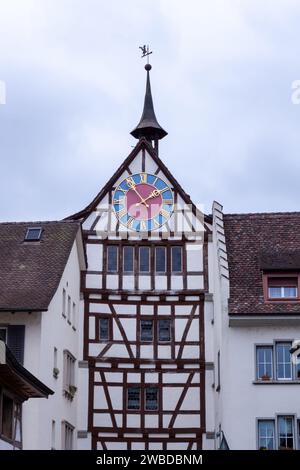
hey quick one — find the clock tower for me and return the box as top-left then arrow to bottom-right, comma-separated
69,62 -> 212,450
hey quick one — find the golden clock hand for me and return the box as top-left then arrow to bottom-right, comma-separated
130,184 -> 149,208
135,189 -> 161,207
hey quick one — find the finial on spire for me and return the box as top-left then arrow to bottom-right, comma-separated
131,46 -> 167,147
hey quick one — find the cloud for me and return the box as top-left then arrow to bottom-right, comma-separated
0,0 -> 299,220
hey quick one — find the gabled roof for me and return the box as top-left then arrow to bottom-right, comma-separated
0,220 -> 81,311
224,212 -> 300,315
66,138 -> 211,227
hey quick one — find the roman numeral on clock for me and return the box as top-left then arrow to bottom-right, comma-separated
140,220 -> 147,231
117,208 -> 127,218
160,209 -> 170,219
113,199 -> 125,205
140,173 -> 147,183
126,177 -> 136,188
163,199 -> 173,205
126,217 -> 135,229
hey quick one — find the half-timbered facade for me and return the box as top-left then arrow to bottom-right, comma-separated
70,64 -> 212,450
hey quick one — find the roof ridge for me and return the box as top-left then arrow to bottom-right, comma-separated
224,211 -> 300,218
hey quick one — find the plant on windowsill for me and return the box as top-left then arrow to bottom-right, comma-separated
261,374 -> 271,381
68,385 -> 77,397
63,384 -> 77,400
53,367 -> 60,379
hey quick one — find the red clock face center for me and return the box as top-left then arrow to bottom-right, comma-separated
126,183 -> 163,221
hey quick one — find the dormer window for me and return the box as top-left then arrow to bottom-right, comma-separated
263,274 -> 300,301
25,227 -> 42,241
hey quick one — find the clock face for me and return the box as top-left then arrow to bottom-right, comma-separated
113,173 -> 174,231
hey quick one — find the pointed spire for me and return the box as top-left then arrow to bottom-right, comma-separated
131,64 -> 167,142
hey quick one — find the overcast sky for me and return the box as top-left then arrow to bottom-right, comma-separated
0,0 -> 300,221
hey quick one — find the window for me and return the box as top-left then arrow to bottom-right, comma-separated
67,295 -> 71,324
139,246 -> 150,272
258,420 -> 275,450
63,350 -> 76,398
1,394 -> 13,440
51,420 -> 56,450
0,327 -> 7,342
276,342 -> 292,380
72,302 -> 76,329
158,319 -> 171,342
145,387 -> 158,411
155,247 -> 166,273
62,289 -> 66,318
255,342 -> 298,381
53,347 -> 58,369
141,320 -> 153,341
216,350 -> 221,391
107,245 -> 118,273
171,246 -> 182,273
6,325 -> 25,364
256,346 -> 273,379
123,246 -> 134,273
99,318 -> 110,341
24,227 -> 42,241
278,416 -> 294,450
127,387 -> 159,412
62,421 -> 74,450
127,387 -> 140,410
267,277 -> 298,300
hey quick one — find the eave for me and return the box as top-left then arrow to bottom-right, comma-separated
0,341 -> 53,400
229,314 -> 300,327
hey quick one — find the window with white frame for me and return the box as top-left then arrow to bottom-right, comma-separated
145,387 -> 158,411
123,246 -> 134,273
171,246 -> 182,273
62,421 -> 74,450
158,319 -> 171,342
63,350 -> 76,398
107,245 -> 118,273
127,387 -> 140,410
258,416 -> 295,450
140,320 -> 153,341
255,342 -> 299,381
258,420 -> 275,450
268,277 -> 298,299
278,416 -> 294,450
155,247 -> 166,273
99,318 -> 110,341
276,342 -> 292,380
139,246 -> 150,272
256,346 -> 273,379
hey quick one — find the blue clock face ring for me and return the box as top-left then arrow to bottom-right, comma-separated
113,173 -> 174,231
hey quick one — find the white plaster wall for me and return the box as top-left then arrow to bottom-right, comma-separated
220,325 -> 300,450
21,240 -> 83,450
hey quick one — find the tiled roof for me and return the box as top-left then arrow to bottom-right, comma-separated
0,221 -> 80,311
224,212 -> 300,314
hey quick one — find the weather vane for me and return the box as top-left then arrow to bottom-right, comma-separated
139,45 -> 153,64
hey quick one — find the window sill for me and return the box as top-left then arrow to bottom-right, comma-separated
253,380 -> 300,385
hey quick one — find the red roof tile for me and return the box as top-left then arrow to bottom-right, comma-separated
0,221 -> 80,311
224,212 -> 300,314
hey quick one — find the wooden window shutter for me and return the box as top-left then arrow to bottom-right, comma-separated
7,325 -> 25,364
